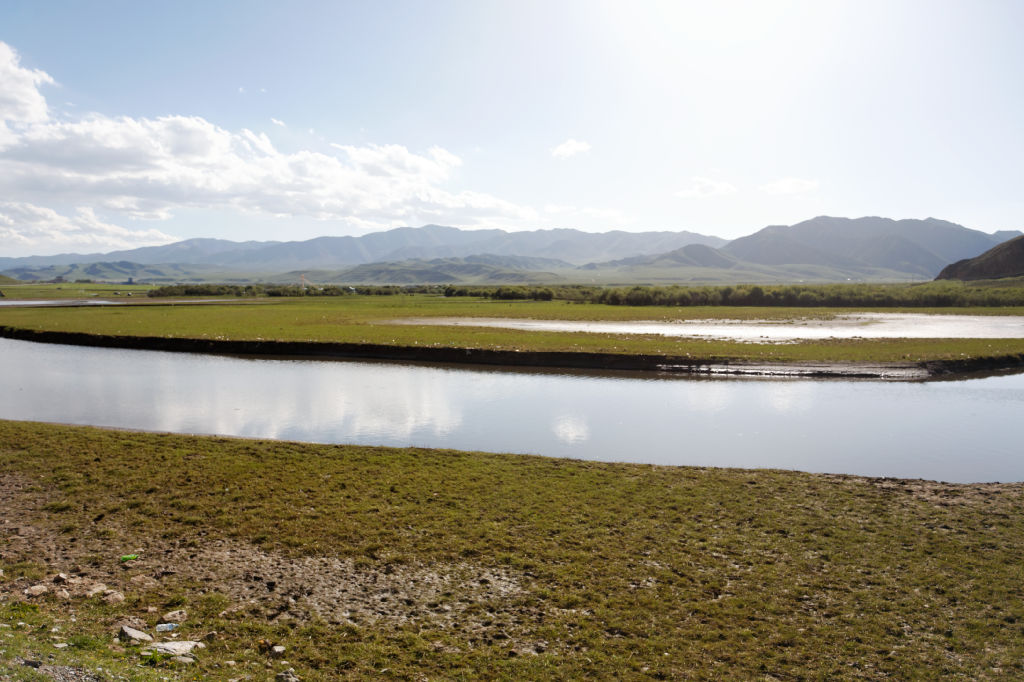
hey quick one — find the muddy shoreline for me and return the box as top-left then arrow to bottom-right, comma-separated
2,325 -> 1023,380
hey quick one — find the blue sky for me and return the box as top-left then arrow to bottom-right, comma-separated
1,0 -> 1022,255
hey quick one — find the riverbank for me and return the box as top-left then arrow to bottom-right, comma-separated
4,324 -> 1024,380
2,420 -> 1023,679
4,296 -> 1024,378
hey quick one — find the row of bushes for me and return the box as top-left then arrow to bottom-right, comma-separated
148,284 -> 446,298
444,282 -> 1024,307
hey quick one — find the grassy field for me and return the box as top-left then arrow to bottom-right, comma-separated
3,293 -> 1024,365
1,420 -> 1022,679
0,282 -> 155,299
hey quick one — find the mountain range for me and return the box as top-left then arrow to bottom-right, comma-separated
2,217 -> 1020,285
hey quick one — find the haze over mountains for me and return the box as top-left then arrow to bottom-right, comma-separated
2,217 -> 1020,285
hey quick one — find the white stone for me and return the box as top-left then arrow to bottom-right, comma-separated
120,625 -> 153,643
154,641 -> 205,656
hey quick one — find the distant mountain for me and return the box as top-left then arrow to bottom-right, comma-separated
5,218 -> 1020,286
275,254 -> 574,285
936,235 -> 1024,281
585,243 -> 742,270
722,216 -> 1017,278
0,225 -> 726,272
0,261 -> 255,283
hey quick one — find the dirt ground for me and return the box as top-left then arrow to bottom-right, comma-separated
0,471 -> 549,657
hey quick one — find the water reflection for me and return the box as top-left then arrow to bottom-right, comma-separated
2,338 -> 1023,483
552,415 -> 590,444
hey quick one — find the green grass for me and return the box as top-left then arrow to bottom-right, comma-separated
0,282 -> 155,299
1,420 -> 1022,679
3,293 -> 1024,365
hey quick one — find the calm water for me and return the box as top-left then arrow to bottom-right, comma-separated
1,337 -> 1022,483
401,313 -> 1024,342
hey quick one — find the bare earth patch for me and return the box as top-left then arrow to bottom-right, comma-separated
1,471 -> 546,659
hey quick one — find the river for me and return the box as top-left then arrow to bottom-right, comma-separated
1,337 -> 1021,483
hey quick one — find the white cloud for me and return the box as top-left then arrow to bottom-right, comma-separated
759,177 -> 819,195
0,202 -> 177,255
0,41 -> 536,254
270,118 -> 286,127
0,42 -> 53,125
675,177 -> 738,199
551,138 -> 591,159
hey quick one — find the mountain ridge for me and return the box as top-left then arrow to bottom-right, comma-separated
0,224 -> 726,271
2,217 -> 1020,285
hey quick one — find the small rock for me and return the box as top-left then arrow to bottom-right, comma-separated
129,574 -> 159,589
56,588 -> 70,600
54,642 -> 69,649
146,606 -> 158,613
202,631 -> 218,642
53,573 -> 70,584
276,669 -> 301,682
115,616 -> 147,630
120,625 -> 153,643
85,583 -> 108,598
24,584 -> 49,597
270,645 -> 286,657
103,590 -> 125,604
162,609 -> 187,622
170,655 -> 195,665
224,660 -> 236,667
154,641 -> 205,656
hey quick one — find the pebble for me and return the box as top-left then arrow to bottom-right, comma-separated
162,609 -> 188,622
129,574 -> 159,589
276,669 -> 301,682
24,584 -> 49,597
103,590 -> 125,604
85,583 -> 108,598
120,625 -> 153,643
271,645 -> 287,657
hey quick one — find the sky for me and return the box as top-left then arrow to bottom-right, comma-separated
1,0 -> 1023,256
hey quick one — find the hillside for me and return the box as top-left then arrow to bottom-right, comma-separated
722,216 -> 1015,278
0,261 -> 260,283
936,235 -> 1024,281
272,254 -> 573,285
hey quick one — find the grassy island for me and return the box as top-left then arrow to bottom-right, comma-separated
2,293 -> 1024,372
